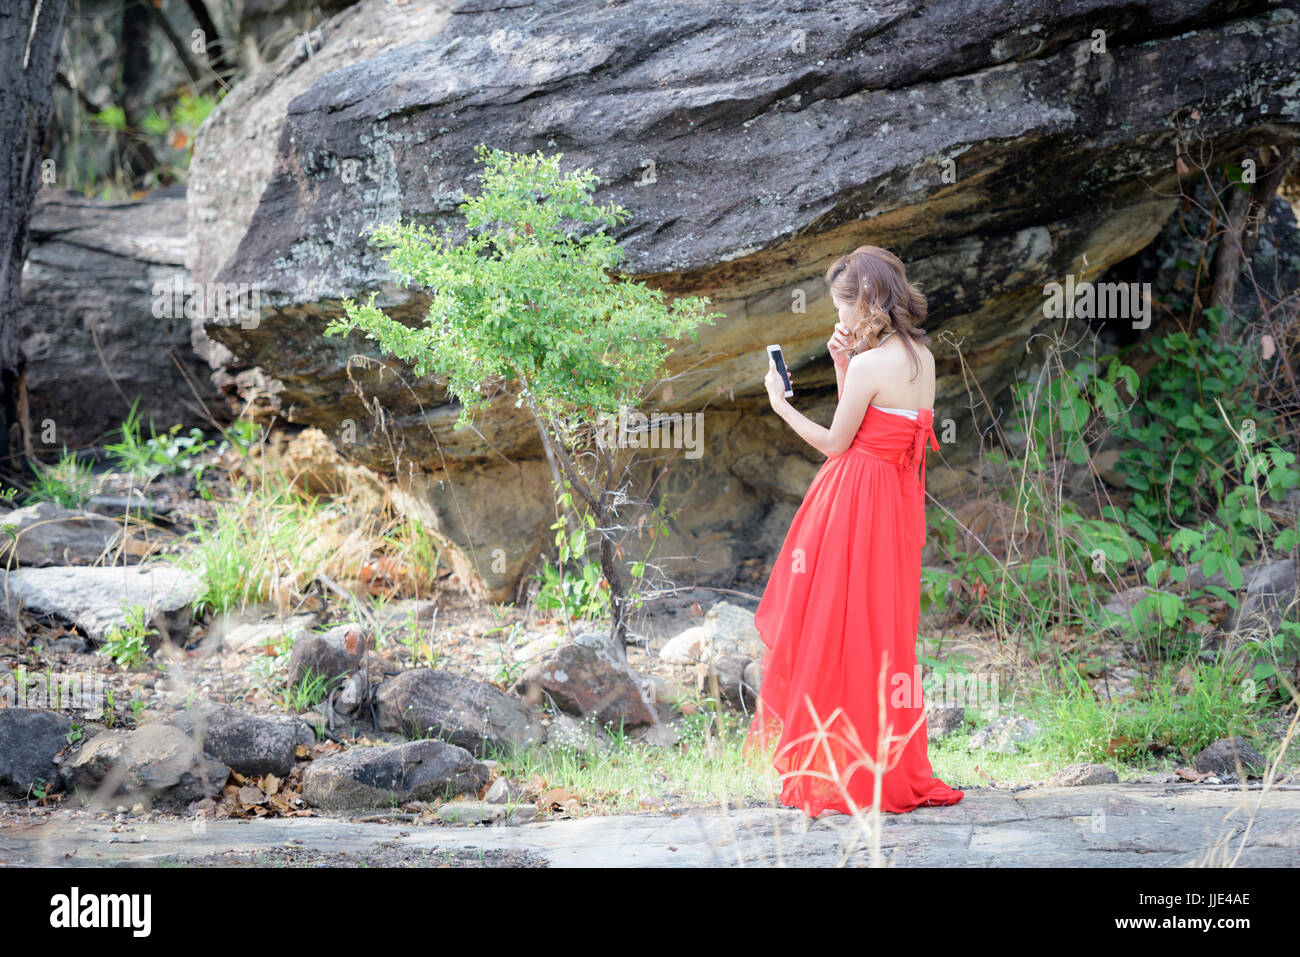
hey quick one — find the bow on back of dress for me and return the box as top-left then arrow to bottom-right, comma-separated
908,410 -> 940,490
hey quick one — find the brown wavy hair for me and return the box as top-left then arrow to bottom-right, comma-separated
824,245 -> 929,381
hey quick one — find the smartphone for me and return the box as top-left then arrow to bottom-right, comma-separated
767,344 -> 793,397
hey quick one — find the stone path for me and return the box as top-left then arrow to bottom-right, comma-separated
2,785 -> 1298,867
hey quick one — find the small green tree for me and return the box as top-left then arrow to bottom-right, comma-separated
324,145 -> 722,657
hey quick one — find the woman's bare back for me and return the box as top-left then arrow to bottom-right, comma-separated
858,334 -> 935,409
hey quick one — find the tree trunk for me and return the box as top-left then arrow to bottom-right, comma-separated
1210,146 -> 1298,317
596,495 -> 630,662
0,0 -> 71,471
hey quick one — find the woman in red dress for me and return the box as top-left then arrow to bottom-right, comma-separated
743,244 -> 964,818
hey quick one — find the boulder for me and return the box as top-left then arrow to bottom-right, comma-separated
59,723 -> 230,805
662,601 -> 765,668
1047,763 -> 1119,787
0,563 -> 203,642
285,622 -> 375,687
216,613 -> 316,654
924,702 -> 965,741
515,632 -> 655,728
659,624 -> 711,665
701,602 -> 764,660
1221,558 -> 1299,636
301,738 -> 488,809
168,705 -> 302,777
20,187 -> 222,450
696,653 -> 753,712
483,775 -> 528,805
0,503 -> 123,567
968,715 -> 1040,754
0,709 -> 73,799
1193,737 -> 1268,778
374,668 -> 545,757
188,0 -> 1300,601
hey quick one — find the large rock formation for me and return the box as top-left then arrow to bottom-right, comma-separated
188,0 -> 1300,599
21,187 -> 223,451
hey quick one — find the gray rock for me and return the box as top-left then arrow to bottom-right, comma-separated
84,495 -> 175,520
697,653 -> 752,712
1139,772 -> 1181,784
661,602 -> 764,666
335,671 -> 370,716
187,0 -> 454,290
515,633 -> 655,728
285,622 -> 375,687
701,602 -> 764,661
1222,558 -> 1298,636
60,723 -> 230,805
0,709 -> 73,799
484,776 -> 528,805
375,668 -> 545,758
544,713 -> 614,756
1048,763 -> 1120,787
659,624 -> 711,665
969,715 -> 1040,754
436,800 -> 537,826
0,503 -> 123,567
168,705 -> 301,777
0,563 -> 202,643
301,739 -> 488,809
1193,737 -> 1267,778
20,187 -> 221,450
924,702 -> 965,741
217,614 -> 316,654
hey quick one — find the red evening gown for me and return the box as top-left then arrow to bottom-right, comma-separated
743,404 -> 964,816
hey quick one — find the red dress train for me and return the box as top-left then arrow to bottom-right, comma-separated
743,405 -> 963,816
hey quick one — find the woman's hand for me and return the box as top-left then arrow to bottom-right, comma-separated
766,357 -> 792,410
828,323 -> 853,368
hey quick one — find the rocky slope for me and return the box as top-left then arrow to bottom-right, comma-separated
188,0 -> 1300,599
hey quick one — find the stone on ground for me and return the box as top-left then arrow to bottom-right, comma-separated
515,632 -> 655,728
167,704 -> 309,777
0,502 -> 123,566
0,564 -> 203,642
1048,763 -> 1120,787
60,723 -> 229,806
1193,736 -> 1268,778
0,708 -> 73,799
374,668 -> 545,758
301,739 -> 488,809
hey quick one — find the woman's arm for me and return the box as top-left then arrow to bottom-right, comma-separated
766,353 -> 875,458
